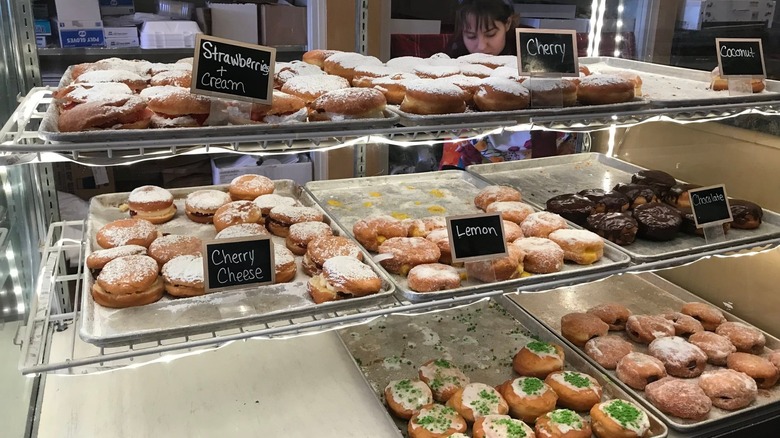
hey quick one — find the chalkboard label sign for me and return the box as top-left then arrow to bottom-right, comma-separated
516,28 -> 578,77
716,38 -> 766,78
203,236 -> 275,293
446,213 -> 508,263
192,34 -> 276,104
689,184 -> 734,228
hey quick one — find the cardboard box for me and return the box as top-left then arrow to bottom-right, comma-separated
209,2 -> 307,46
260,4 -> 307,46
519,18 -> 589,33
54,163 -> 115,201
103,26 -> 137,38
515,4 -> 577,19
57,20 -> 106,48
55,0 -> 102,22
105,36 -> 140,48
99,0 -> 135,16
211,156 -> 312,187
209,2 -> 262,44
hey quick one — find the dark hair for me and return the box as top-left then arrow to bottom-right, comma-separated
448,0 -> 517,57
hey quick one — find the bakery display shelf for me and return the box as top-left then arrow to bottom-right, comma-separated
510,273 -> 780,435
469,153 -> 780,264
37,46 -> 306,57
338,295 -> 668,438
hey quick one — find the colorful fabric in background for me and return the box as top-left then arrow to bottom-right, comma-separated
440,131 -> 574,169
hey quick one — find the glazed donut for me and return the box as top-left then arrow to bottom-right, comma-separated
648,336 -> 707,378
625,315 -> 675,344
577,75 -> 635,105
425,229 -> 455,265
486,201 -> 535,225
353,215 -> 410,252
586,303 -> 632,331
58,95 -> 152,132
285,221 -> 333,256
496,377 -> 557,423
548,229 -> 604,265
446,382 -> 509,422
323,52 -> 382,83
502,220 -> 524,243
727,352 -> 779,389
76,69 -> 148,92
306,256 -> 381,303
96,218 -> 157,249
473,415 -> 534,438
633,202 -> 682,241
511,237 -> 564,274
302,235 -> 363,277
228,174 -> 275,201
662,183 -> 701,209
127,185 -> 176,224
730,199 -> 763,229
400,79 -> 468,115
92,255 -> 164,308
631,170 -> 677,198
688,331 -> 736,366
520,212 -> 567,238
309,87 -> 387,121
151,69 -> 191,88
252,193 -> 299,218
384,379 -> 433,420
161,254 -> 204,297
147,234 -> 203,268
407,263 -> 461,292
586,212 -> 638,246
280,74 -> 350,103
546,194 -> 595,226
560,312 -> 609,347
213,201 -> 263,232
418,359 -> 470,403
615,352 -> 667,391
464,244 -> 525,282
408,404 -> 467,438
377,237 -> 441,276
512,340 -> 565,378
660,312 -> 704,337
473,77 -> 530,111
535,409 -> 591,438
274,245 -> 297,284
414,64 -> 460,79
184,189 -> 231,224
612,183 -> 658,208
645,377 -> 712,420
680,302 -> 727,331
86,245 -> 147,271
524,78 -> 577,108
710,66 -> 765,93
578,189 -> 630,214
369,73 -> 418,104
590,399 -> 650,438
404,216 -> 447,238
699,369 -> 757,410
474,185 -> 522,211
214,223 -> 269,240
267,205 -> 324,238
545,371 -> 603,412
585,335 -> 634,370
301,49 -> 342,68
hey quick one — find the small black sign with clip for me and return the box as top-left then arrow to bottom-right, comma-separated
516,28 -> 578,77
689,184 -> 733,228
203,236 -> 275,293
716,38 -> 766,78
446,213 -> 508,263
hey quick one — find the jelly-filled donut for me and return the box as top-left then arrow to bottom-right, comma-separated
587,302 -> 632,331
645,377 -> 711,420
616,352 -> 667,390
560,312 -> 609,347
648,336 -> 707,378
699,369 -> 757,410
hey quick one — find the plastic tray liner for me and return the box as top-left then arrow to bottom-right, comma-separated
338,296 -> 668,438
305,170 -> 630,302
39,66 -> 399,143
509,273 -> 780,432
579,56 -> 780,107
468,153 -> 780,262
80,180 -> 395,347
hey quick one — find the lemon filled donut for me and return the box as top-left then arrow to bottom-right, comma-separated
465,244 -> 525,282
520,211 -> 567,238
474,185 -> 522,211
512,237 -> 564,274
352,215 -> 408,252
548,229 -> 605,265
377,237 -> 441,276
407,263 -> 461,292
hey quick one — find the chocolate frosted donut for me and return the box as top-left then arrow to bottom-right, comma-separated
631,169 -> 677,197
578,189 -> 630,213
633,202 -> 682,241
645,377 -> 711,420
699,369 -> 757,410
625,314 -> 675,344
616,352 -> 667,390
585,212 -> 638,246
730,199 -> 763,229
613,183 -> 658,208
587,302 -> 632,331
584,335 -> 633,370
545,194 -> 595,225
727,352 -> 779,389
663,183 -> 701,209
716,321 -> 766,354
648,336 -> 707,378
689,331 -> 736,366
660,311 -> 704,337
560,312 -> 609,347
680,301 -> 727,331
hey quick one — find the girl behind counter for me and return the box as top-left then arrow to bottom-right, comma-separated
448,0 -> 518,57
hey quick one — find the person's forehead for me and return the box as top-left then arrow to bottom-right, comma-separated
463,13 -> 500,32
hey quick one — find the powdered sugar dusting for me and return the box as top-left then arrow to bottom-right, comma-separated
230,174 -> 274,192
60,83 -> 133,102
323,256 -> 378,282
479,76 -> 529,96
405,79 -> 466,97
253,194 -> 298,210
270,205 -> 322,222
90,245 -> 147,259
288,221 -> 332,240
282,74 -> 350,97
77,69 -> 147,84
186,190 -> 231,211
162,254 -> 203,284
98,219 -> 156,247
128,185 -> 173,204
327,52 -> 382,69
216,201 -> 259,222
649,336 -> 706,366
274,245 -> 295,266
580,74 -> 633,88
215,223 -> 268,239
414,65 -> 460,78
98,255 -> 158,284
408,263 -> 459,282
548,229 -> 603,246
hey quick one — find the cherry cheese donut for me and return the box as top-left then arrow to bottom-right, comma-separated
92,255 -> 164,308
127,185 -> 176,224
96,218 -> 157,249
577,75 -> 635,105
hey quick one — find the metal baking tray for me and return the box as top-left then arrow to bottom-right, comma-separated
80,180 -> 396,347
509,273 -> 780,433
580,57 -> 780,108
305,170 -> 631,302
338,296 -> 668,438
388,98 -> 647,127
468,153 -> 780,262
39,65 -> 399,143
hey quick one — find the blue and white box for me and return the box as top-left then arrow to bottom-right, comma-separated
58,20 -> 106,48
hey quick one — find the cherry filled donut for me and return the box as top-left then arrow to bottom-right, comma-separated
497,377 -> 558,423
407,263 -> 461,292
473,77 -> 530,111
525,78 -> 577,107
688,331 -> 736,366
645,377 -> 711,420
213,201 -> 263,232
587,303 -> 632,331
548,229 -> 605,265
625,315 -> 675,344
577,74 -> 635,105
648,336 -> 707,378
228,174 -> 275,201
727,352 -> 779,389
560,312 -> 609,347
512,339 -> 565,378
96,218 -> 157,249
184,189 -> 231,224
590,400 -> 650,438
520,212 -> 567,238
660,311 -> 704,337
474,185 -> 522,211
486,201 -> 535,225
699,369 -> 757,410
512,237 -> 564,274
127,185 -> 176,224
147,234 -> 203,268
377,237 -> 441,276
545,371 -> 603,412
680,302 -> 727,331
616,352 -> 667,390
92,255 -> 164,308
585,335 -> 634,370
352,215 -> 408,252
546,194 -> 595,226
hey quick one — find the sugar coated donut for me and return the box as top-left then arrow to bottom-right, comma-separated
302,235 -> 363,277
464,244 -> 525,282
214,223 -> 269,240
625,314 -> 675,344
727,352 -> 779,389
273,244 -> 297,283
486,201 -> 534,225
645,377 -> 711,420
285,221 -> 333,256
378,237 -> 441,276
309,87 -> 387,121
96,218 -> 157,249
407,263 -> 461,292
660,311 -> 704,337
616,352 -> 667,391
281,74 -> 350,103
301,49 -> 341,68
228,174 -> 275,201
267,205 -> 324,237
323,52 -> 381,82
92,255 -> 164,308
524,78 -> 577,107
585,335 -> 633,370
474,185 -> 522,211
127,185 -> 176,224
252,193 -> 299,217
648,336 -> 707,378
548,229 -> 604,265
699,369 -> 757,410
511,237 -> 564,274
473,77 -> 530,111
520,212 -> 567,238
400,79 -> 467,115
560,312 -> 609,347
425,228 -> 455,265
586,302 -> 632,331
352,215 -> 408,252
161,254 -> 204,297
307,255 -> 380,303
688,331 -> 736,365
680,302 -> 726,331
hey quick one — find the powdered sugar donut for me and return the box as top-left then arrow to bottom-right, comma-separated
407,263 -> 461,292
511,237 -> 564,274
474,76 -> 530,111
520,212 -> 567,238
